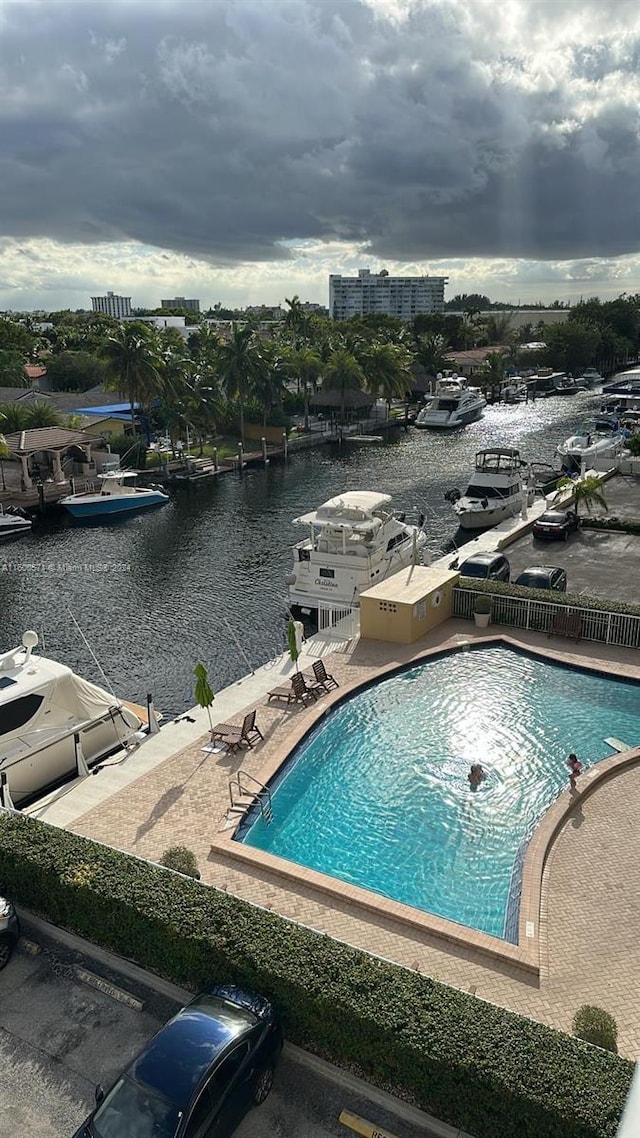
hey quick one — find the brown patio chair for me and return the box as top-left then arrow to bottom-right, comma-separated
211,710 -> 264,751
268,671 -> 320,705
310,658 -> 339,692
548,611 -> 582,642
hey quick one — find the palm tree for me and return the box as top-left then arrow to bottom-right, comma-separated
215,323 -> 261,443
414,334 -> 450,378
285,347 -> 323,429
101,323 -> 162,430
283,295 -> 308,348
481,352 -> 507,385
0,403 -> 27,434
0,413 -> 9,491
557,474 -> 608,519
482,312 -> 515,345
23,402 -> 62,429
322,348 -> 365,425
250,346 -> 287,431
361,342 -> 412,405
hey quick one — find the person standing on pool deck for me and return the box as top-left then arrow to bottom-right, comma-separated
566,753 -> 583,790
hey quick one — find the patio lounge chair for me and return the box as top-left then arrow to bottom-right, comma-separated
267,671 -> 320,706
548,611 -> 582,641
306,658 -> 339,692
210,709 -> 264,751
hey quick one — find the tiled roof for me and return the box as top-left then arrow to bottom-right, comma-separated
3,426 -> 96,454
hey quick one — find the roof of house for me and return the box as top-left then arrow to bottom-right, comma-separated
444,346 -> 507,363
3,427 -> 96,455
24,364 -> 48,380
310,388 -> 374,409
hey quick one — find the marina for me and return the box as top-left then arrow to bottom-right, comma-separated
0,391 -> 618,716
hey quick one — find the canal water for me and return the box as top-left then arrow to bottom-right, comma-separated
0,394 -> 602,715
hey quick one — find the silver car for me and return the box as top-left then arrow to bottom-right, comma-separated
0,896 -> 20,969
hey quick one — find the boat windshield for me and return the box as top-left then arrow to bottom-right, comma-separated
464,483 -> 519,500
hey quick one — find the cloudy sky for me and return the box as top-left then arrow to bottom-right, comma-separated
1,0 -> 640,311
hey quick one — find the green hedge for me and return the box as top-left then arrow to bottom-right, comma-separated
0,814 -> 631,1138
581,518 -> 640,536
458,577 -> 640,619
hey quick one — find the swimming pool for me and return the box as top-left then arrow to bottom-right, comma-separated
238,645 -> 640,939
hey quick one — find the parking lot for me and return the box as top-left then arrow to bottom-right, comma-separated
504,475 -> 640,604
0,916 -> 434,1138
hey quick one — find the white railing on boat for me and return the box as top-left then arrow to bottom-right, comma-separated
452,587 -> 640,649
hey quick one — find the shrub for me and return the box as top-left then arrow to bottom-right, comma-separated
473,594 -> 492,614
106,433 -> 147,470
573,1006 -> 618,1053
0,813 -> 632,1138
159,846 -> 201,879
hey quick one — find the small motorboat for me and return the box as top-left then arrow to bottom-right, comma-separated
60,471 -> 169,518
557,428 -> 629,474
0,505 -> 32,542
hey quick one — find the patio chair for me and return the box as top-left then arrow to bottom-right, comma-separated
267,671 -> 320,706
548,611 -> 582,642
303,658 -> 339,692
210,709 -> 264,751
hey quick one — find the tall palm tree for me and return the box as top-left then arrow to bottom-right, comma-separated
414,334 -> 450,378
101,324 -> 162,430
322,348 -> 365,425
215,323 -> 260,443
251,346 -> 287,430
285,347 -> 323,430
0,413 -> 9,491
283,295 -> 308,348
481,352 -> 507,385
557,474 -> 608,518
361,342 -> 412,405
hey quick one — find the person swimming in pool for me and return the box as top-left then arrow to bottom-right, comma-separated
566,753 -> 583,790
468,763 -> 486,790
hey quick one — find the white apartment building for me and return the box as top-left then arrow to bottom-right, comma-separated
329,268 -> 448,321
91,292 -> 132,319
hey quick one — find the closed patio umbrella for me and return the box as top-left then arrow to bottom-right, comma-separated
193,662 -> 215,734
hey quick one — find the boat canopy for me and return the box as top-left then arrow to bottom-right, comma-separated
98,471 -> 138,481
294,491 -> 392,526
475,448 -> 524,472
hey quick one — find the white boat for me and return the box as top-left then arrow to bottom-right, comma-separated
0,505 -> 32,542
557,428 -> 629,474
502,378 -> 528,403
0,631 -> 144,806
575,368 -> 603,389
60,471 -> 169,519
447,448 -> 535,531
286,491 -> 428,626
414,376 -> 486,429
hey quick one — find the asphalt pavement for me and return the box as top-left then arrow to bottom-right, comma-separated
0,914 -> 444,1138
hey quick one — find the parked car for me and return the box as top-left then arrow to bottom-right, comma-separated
532,509 -> 578,541
458,551 -> 511,582
0,896 -> 20,969
74,985 -> 283,1138
515,566 -> 567,592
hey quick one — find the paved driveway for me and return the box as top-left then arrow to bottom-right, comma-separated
0,918 -> 434,1138
505,527 -> 640,603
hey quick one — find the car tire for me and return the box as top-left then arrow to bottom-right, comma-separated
0,932 -> 15,970
252,1065 -> 275,1106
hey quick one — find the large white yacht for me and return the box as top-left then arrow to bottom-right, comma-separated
447,448 -> 535,531
557,427 -> 629,474
286,491 -> 427,625
0,632 -> 144,806
414,376 -> 486,430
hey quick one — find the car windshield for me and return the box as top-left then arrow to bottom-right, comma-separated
460,561 -> 490,578
92,1077 -> 181,1138
518,573 -> 546,587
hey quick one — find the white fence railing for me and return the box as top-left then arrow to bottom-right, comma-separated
453,588 -> 640,649
318,605 -> 360,640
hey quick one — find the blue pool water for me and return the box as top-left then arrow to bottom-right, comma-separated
239,645 -> 640,939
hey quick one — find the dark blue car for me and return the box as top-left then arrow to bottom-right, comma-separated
73,985 -> 283,1138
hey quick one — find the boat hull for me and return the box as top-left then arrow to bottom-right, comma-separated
455,497 -> 524,531
415,405 -> 485,429
3,708 -> 141,806
62,492 -> 168,518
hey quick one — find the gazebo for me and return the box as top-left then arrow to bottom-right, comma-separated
3,427 -> 96,490
310,388 -> 374,424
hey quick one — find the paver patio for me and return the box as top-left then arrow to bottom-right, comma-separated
69,622 -> 640,1058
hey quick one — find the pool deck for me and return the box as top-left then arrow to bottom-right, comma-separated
29,619 -> 640,1058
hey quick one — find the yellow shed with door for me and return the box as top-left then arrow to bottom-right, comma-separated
359,565 -> 460,644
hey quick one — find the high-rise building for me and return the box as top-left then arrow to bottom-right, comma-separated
161,296 -> 200,312
329,268 -> 448,321
91,292 -> 132,319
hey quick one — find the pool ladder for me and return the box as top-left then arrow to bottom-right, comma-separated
228,770 -> 273,825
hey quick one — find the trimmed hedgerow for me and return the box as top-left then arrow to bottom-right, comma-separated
0,814 -> 631,1138
457,577 -> 640,620
581,518 -> 640,536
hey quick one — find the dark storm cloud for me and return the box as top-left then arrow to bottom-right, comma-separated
0,0 -> 639,262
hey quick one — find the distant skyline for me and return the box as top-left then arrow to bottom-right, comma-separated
1,0 -> 640,311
